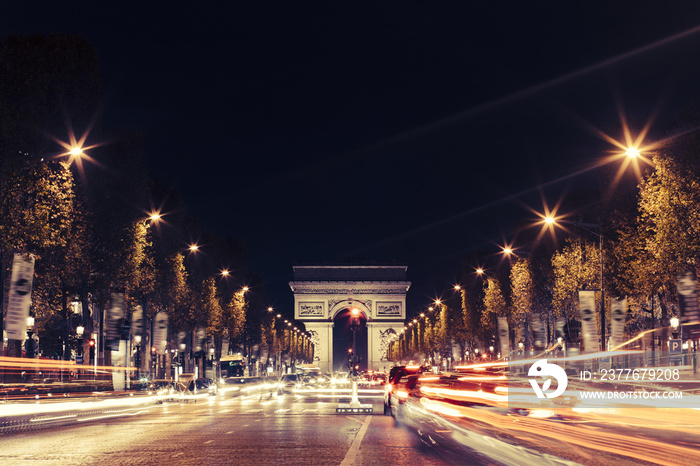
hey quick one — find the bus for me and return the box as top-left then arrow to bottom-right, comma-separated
220,354 -> 245,377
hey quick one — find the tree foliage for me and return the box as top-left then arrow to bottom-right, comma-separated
551,238 -> 600,321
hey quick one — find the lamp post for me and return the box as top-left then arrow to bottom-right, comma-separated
670,317 -> 680,338
134,335 -> 142,379
25,316 -> 36,359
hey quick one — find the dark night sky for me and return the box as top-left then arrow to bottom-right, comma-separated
4,2 -> 700,316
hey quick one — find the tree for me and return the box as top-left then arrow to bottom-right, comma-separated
0,158 -> 86,358
224,289 -> 247,351
510,257 -> 534,346
160,253 -> 193,333
551,238 -> 600,321
481,276 -> 506,349
636,154 -> 700,319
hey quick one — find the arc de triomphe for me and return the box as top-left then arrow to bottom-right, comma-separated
289,265 -> 410,374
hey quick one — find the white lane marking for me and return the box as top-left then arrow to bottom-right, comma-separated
302,409 -> 318,413
347,416 -> 364,425
275,409 -> 291,413
340,416 -> 371,466
204,440 -> 214,444
245,409 -> 262,413
226,431 -> 234,434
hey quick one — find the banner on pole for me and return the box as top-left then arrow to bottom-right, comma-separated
532,315 -> 545,351
153,311 -> 168,354
678,271 -> 700,339
222,335 -> 230,357
579,291 -> 598,351
498,317 -> 509,359
177,331 -> 187,351
106,291 -> 125,351
610,298 -> 627,349
131,305 -> 143,339
5,254 -> 35,340
195,327 -> 206,354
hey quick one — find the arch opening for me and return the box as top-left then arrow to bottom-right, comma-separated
332,308 -> 368,374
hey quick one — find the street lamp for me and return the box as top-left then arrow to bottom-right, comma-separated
26,316 -> 36,359
671,317 -> 680,339
350,308 -> 361,377
134,335 -> 142,379
625,147 -> 640,159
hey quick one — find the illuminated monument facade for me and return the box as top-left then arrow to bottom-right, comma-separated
289,264 -> 410,373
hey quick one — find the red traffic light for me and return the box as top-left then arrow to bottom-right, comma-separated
89,339 -> 95,346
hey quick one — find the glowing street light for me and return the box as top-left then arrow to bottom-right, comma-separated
188,243 -> 200,252
625,146 -> 640,159
220,269 -> 230,277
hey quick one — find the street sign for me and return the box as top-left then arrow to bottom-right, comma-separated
669,339 -> 682,353
76,356 -> 84,364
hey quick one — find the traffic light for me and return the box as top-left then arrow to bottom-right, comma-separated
25,337 -> 36,358
89,339 -> 95,361
120,319 -> 131,340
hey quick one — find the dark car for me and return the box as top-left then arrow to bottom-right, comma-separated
386,374 -> 423,421
383,365 -> 429,415
188,377 -> 217,396
277,374 -> 300,395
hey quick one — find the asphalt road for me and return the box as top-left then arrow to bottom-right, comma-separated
0,394 -> 455,465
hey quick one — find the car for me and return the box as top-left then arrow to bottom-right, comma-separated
386,374 -> 422,421
219,376 -> 277,399
277,374 -> 300,395
383,365 -> 428,415
186,377 -> 217,396
144,379 -> 178,402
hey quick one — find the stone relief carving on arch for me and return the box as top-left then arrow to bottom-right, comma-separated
376,302 -> 402,316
